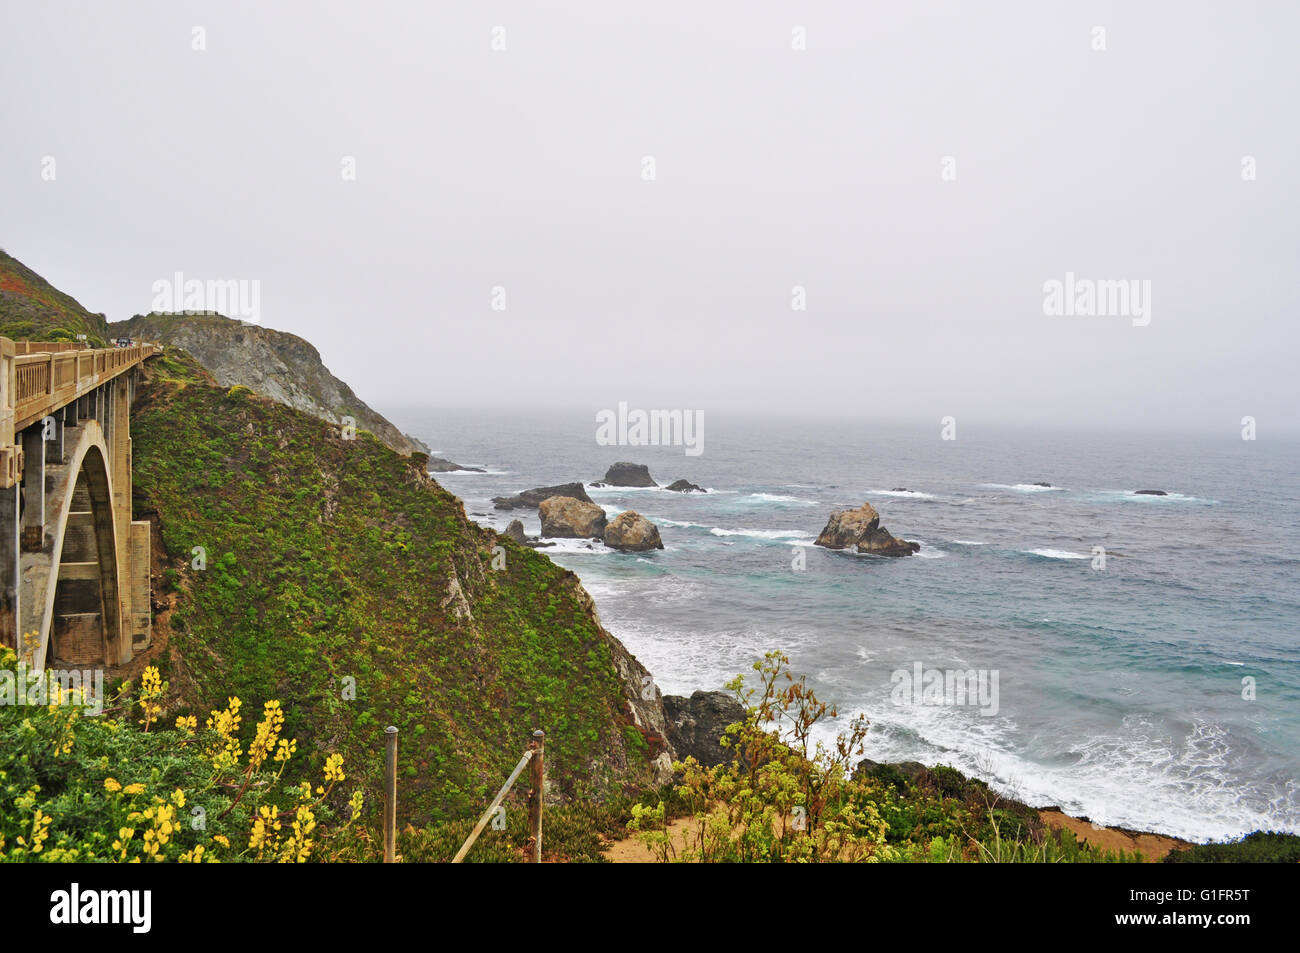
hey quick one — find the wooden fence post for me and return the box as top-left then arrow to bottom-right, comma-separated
528,729 -> 544,863
384,725 -> 398,863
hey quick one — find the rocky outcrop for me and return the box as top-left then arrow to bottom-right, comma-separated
601,462 -> 657,487
110,312 -> 429,456
502,518 -> 554,549
1135,489 -> 1168,496
539,497 -> 608,538
814,502 -> 919,557
426,456 -> 485,473
664,478 -> 705,493
603,510 -> 664,551
663,691 -> 746,768
493,482 -> 593,511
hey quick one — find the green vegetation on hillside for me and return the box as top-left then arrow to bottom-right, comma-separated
131,367 -> 658,826
0,250 -> 110,345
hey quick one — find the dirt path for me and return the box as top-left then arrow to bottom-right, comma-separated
601,809 -> 1192,863
1038,809 -> 1190,862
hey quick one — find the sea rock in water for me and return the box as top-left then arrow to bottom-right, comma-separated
664,478 -> 705,493
493,482 -> 593,510
814,502 -> 920,557
603,510 -> 664,551
1135,489 -> 1168,496
538,497 -> 608,538
503,518 -> 556,548
1031,482 -> 1052,488
426,456 -> 485,473
891,487 -> 911,493
601,462 -> 657,487
663,691 -> 745,768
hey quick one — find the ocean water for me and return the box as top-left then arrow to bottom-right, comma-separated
396,408 -> 1300,843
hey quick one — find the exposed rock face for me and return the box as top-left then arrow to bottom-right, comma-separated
814,502 -> 919,557
539,497 -> 608,538
493,482 -> 593,510
426,456 -> 485,473
603,510 -> 664,551
664,478 -> 705,493
1135,489 -> 1168,496
601,462 -> 657,487
663,691 -> 746,768
110,312 -> 429,456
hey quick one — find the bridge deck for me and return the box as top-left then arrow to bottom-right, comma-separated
11,342 -> 159,432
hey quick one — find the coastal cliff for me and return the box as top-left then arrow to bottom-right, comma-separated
112,312 -> 427,456
0,250 -> 672,826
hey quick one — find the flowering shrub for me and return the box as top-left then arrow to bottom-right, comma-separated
0,650 -> 369,862
630,651 -> 894,863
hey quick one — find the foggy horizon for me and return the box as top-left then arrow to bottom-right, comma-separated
3,1 -> 1296,436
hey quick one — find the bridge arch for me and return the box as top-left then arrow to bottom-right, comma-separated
20,420 -> 124,672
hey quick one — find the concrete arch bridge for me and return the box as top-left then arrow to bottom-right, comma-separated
0,338 -> 159,671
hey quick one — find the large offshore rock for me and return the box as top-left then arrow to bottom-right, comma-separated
493,482 -> 593,511
601,462 -> 657,487
814,502 -> 919,557
538,497 -> 608,538
603,510 -> 664,551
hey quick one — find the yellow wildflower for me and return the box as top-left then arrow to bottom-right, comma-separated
323,753 -> 345,783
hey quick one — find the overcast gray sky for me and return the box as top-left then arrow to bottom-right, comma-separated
2,1 -> 1296,433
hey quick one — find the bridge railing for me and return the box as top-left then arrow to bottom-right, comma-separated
11,343 -> 156,418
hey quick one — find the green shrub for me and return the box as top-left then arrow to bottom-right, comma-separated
1164,830 -> 1300,863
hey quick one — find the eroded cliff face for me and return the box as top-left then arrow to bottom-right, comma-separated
112,312 -> 427,456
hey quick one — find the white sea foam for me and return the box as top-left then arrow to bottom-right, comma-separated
1100,490 -> 1214,504
982,483 -> 1062,493
868,489 -> 936,499
1024,548 -> 1089,560
951,540 -> 987,546
749,493 -> 819,505
540,538 -> 613,555
709,526 -> 812,541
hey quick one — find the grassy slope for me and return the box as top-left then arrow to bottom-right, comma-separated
132,365 -> 658,826
0,250 -> 111,344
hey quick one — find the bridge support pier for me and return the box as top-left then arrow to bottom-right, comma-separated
0,339 -> 157,669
